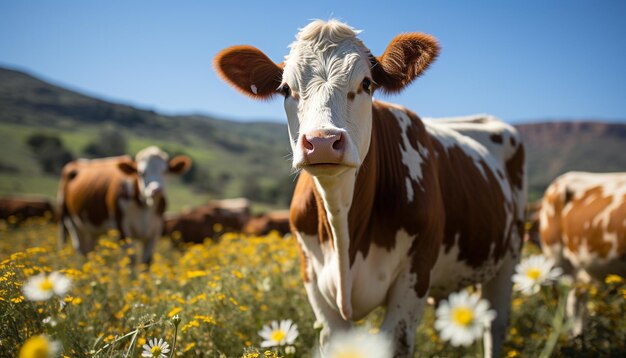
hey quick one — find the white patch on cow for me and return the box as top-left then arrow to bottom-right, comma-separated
405,177 -> 414,202
388,107 -> 426,199
250,84 -> 258,94
349,228 -> 415,320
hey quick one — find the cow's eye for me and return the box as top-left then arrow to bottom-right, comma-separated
362,78 -> 372,94
278,83 -> 291,98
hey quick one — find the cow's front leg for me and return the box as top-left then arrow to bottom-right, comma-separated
303,278 -> 351,353
140,236 -> 158,267
381,267 -> 427,358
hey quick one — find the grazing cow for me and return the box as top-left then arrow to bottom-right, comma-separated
243,210 -> 291,237
58,146 -> 191,265
0,197 -> 55,225
214,20 -> 526,357
164,198 -> 251,245
537,171 -> 626,336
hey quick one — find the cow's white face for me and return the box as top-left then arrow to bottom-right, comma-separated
280,22 -> 374,176
135,146 -> 170,205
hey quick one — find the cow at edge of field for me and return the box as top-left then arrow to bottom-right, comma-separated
164,198 -> 251,246
536,171 -> 626,336
243,210 -> 291,237
58,146 -> 191,265
214,19 -> 526,357
0,196 -> 55,225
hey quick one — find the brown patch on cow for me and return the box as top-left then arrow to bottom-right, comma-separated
506,145 -> 525,190
563,186 -> 615,258
510,137 -> 517,147
430,140 -> 510,268
347,91 -> 356,101
490,133 -> 503,144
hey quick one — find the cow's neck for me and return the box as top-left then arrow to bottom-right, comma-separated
312,169 -> 357,320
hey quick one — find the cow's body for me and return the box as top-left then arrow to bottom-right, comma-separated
58,147 -> 190,265
164,199 -> 250,245
0,197 -> 55,224
538,171 -> 626,335
215,20 -> 526,357
243,210 -> 291,236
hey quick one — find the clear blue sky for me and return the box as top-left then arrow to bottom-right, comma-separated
1,1 -> 625,123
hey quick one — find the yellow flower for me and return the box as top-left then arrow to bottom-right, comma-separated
605,274 -> 624,284
168,307 -> 182,317
19,335 -> 60,358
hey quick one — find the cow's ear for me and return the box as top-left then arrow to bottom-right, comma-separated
214,45 -> 284,100
370,33 -> 439,94
118,160 -> 137,175
168,155 -> 192,174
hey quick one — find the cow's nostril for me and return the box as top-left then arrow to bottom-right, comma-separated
332,134 -> 345,151
303,135 -> 314,151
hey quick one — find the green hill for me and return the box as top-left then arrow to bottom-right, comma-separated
0,67 -> 293,212
1,66 -> 624,209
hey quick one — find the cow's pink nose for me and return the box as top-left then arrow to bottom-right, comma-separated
301,130 -> 345,164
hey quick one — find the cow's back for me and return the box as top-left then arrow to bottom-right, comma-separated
540,171 -> 626,279
59,157 -> 132,228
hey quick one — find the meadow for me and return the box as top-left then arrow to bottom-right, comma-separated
1,218 -> 625,357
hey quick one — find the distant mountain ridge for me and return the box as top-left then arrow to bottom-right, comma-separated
1,66 -> 625,202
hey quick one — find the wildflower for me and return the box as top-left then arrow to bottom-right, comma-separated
141,338 -> 170,358
605,274 -> 623,284
315,328 -> 393,358
434,290 -> 496,347
512,255 -> 562,295
258,320 -> 299,347
19,335 -> 61,358
23,272 -> 71,301
285,346 -> 296,355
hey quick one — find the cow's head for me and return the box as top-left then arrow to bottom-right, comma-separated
215,19 -> 439,177
118,146 -> 192,206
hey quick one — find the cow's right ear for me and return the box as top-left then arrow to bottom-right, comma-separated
214,45 -> 284,100
118,160 -> 137,175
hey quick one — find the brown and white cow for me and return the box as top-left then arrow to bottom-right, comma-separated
0,196 -> 55,225
58,146 -> 191,265
538,171 -> 626,336
164,198 -> 251,245
214,20 -> 526,357
243,210 -> 291,237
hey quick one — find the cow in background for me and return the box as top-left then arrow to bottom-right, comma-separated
0,196 -> 55,225
58,146 -> 191,265
214,19 -> 526,357
538,171 -> 626,336
243,210 -> 290,237
164,198 -> 250,246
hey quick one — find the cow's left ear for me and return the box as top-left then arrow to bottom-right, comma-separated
168,155 -> 192,174
118,160 -> 137,175
370,33 -> 440,94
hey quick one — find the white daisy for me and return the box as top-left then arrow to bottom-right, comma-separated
258,319 -> 299,347
512,254 -> 563,295
141,338 -> 170,358
434,290 -> 497,347
315,328 -> 393,358
22,271 -> 71,301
